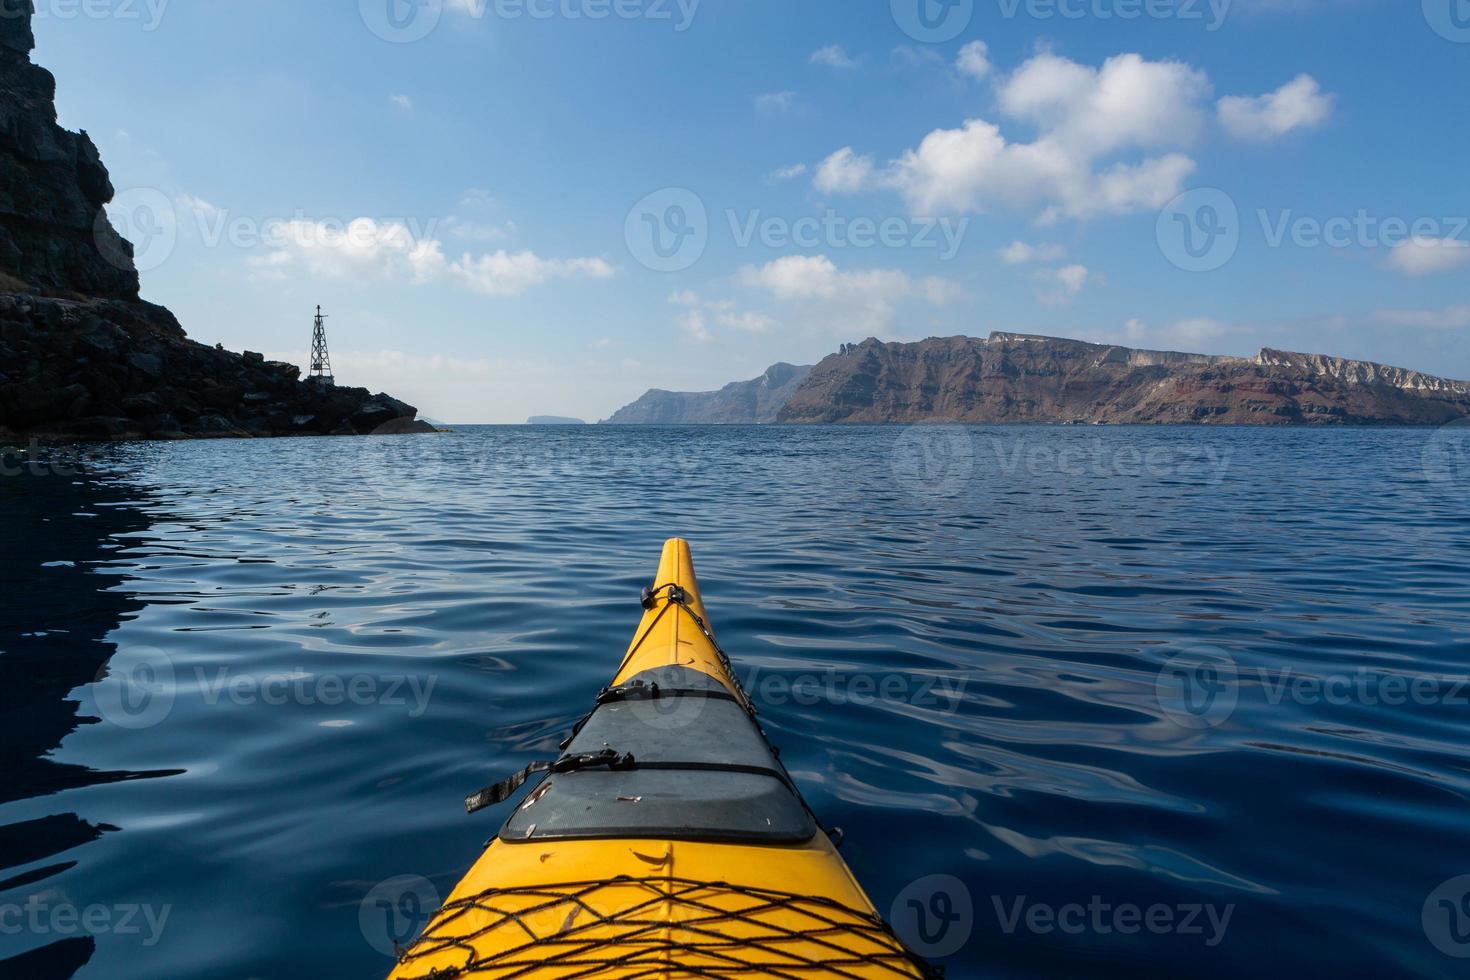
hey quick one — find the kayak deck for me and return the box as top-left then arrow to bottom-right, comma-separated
389,539 -> 929,979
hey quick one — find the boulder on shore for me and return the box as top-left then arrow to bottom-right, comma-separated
371,417 -> 442,435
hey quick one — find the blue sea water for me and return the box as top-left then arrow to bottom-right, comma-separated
2,424 -> 1469,978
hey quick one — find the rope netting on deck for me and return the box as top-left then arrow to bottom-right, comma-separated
394,875 -> 940,979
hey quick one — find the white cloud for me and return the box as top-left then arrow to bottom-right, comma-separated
1034,264 -> 1097,305
810,44 -> 861,70
769,163 -> 808,182
819,52 -> 1211,222
1385,237 -> 1470,277
246,218 -> 418,280
956,41 -> 991,81
1000,52 -> 1209,156
1055,265 -> 1091,293
389,93 -> 413,111
744,255 -> 859,300
1048,153 -> 1197,225
676,308 -> 711,341
668,291 -> 777,339
755,90 -> 798,113
814,147 -> 876,195
740,255 -> 960,332
248,217 -> 612,297
743,254 -> 952,303
176,193 -> 221,220
1000,240 -> 1066,264
669,290 -> 710,340
445,250 -> 613,297
884,119 -> 1010,214
716,310 -> 778,333
1218,74 -> 1334,141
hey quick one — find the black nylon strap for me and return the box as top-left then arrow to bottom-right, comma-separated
465,761 -> 551,814
626,760 -> 798,795
466,754 -> 797,815
596,682 -> 740,706
465,749 -> 637,814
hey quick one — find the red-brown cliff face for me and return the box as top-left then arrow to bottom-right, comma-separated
776,334 -> 1470,426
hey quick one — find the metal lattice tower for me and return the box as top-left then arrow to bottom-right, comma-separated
309,305 -> 334,384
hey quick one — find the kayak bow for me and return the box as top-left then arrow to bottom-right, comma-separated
390,538 -> 932,979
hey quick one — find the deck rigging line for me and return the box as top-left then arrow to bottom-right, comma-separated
393,876 -> 941,979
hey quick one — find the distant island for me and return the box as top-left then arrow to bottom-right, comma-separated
527,416 -> 587,425
0,4 -> 432,441
604,334 -> 1470,426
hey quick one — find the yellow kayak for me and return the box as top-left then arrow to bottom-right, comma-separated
389,538 -> 932,979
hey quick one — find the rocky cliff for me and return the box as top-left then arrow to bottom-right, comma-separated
0,0 -> 137,300
777,334 -> 1470,425
603,362 -> 812,424
0,0 -> 430,440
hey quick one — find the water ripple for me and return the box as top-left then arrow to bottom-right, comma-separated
1,426 -> 1467,977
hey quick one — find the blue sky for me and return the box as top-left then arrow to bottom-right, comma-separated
33,0 -> 1470,422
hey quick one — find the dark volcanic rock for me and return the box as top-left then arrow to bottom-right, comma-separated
0,0 -> 136,299
0,1 -> 35,55
0,2 -> 428,440
604,362 -> 812,424
0,294 -> 425,439
777,334 -> 1470,426
371,416 -> 441,435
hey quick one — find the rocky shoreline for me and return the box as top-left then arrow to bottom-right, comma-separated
0,293 -> 431,440
0,0 -> 432,441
